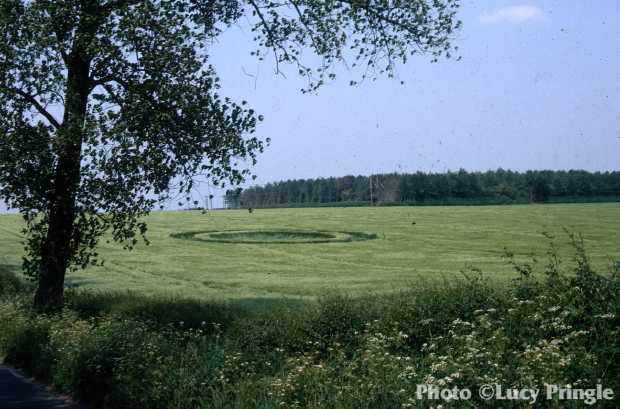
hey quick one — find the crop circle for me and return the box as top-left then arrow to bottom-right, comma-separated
171,229 -> 377,244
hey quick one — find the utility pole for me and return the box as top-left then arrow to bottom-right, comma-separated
205,182 -> 213,210
369,174 -> 374,206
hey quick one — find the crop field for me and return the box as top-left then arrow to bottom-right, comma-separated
0,203 -> 619,301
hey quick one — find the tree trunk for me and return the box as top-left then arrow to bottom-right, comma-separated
33,56 -> 90,312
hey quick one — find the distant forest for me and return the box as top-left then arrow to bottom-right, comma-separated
224,170 -> 620,208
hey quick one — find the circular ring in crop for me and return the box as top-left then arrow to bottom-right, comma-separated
170,229 -> 377,244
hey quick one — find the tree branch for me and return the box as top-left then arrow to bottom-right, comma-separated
287,0 -> 322,52
335,0 -> 421,35
92,75 -> 183,125
101,0 -> 142,13
6,88 -> 61,129
246,0 -> 288,72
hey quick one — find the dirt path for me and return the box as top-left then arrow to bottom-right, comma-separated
0,365 -> 84,409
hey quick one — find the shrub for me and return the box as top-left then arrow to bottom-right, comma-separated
0,268 -> 28,296
3,311 -> 54,381
0,299 -> 29,353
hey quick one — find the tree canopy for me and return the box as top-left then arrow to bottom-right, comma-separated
226,170 -> 620,207
0,0 -> 461,309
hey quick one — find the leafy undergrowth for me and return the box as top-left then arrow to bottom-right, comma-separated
0,235 -> 618,408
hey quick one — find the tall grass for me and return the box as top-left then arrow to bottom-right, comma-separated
0,236 -> 618,408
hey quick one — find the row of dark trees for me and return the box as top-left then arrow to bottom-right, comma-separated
225,169 -> 620,208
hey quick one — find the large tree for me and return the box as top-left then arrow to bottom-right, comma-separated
0,0 -> 461,311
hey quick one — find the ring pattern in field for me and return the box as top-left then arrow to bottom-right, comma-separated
170,229 -> 378,244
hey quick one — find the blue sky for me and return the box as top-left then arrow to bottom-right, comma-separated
209,1 -> 620,190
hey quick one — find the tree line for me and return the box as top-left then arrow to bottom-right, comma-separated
225,169 -> 620,208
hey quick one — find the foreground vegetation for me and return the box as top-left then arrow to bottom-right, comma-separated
1,235 -> 618,408
1,204 -> 619,300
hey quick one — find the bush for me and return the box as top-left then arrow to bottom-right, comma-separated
0,268 -> 29,296
65,290 -> 239,334
3,310 -> 54,381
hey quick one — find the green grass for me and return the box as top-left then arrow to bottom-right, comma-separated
0,203 -> 619,300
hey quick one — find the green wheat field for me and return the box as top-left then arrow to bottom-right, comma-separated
0,203 -> 619,300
